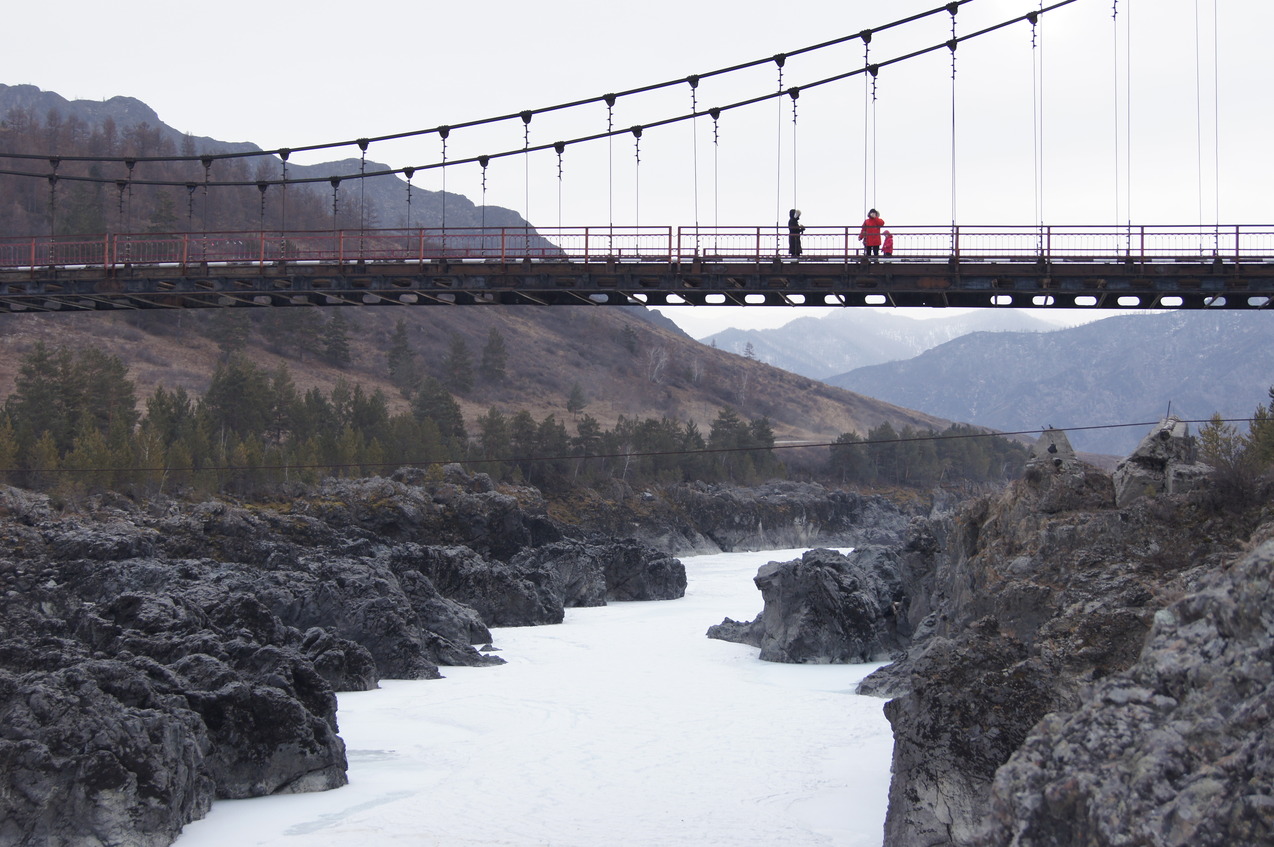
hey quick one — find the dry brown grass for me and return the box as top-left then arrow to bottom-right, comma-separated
0,305 -> 951,444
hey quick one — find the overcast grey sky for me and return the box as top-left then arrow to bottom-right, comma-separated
4,0 -> 1268,336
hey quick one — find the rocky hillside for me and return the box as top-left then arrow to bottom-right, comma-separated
855,427 -> 1273,846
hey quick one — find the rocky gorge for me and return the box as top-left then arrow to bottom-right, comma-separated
3,425 -> 1271,847
0,465 -> 900,846
704,422 -> 1272,845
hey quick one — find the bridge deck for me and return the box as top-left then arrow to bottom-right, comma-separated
1,226 -> 1272,312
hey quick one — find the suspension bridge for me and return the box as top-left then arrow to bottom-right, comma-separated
1,0 -> 1269,314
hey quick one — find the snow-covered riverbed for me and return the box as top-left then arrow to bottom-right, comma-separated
175,548 -> 894,846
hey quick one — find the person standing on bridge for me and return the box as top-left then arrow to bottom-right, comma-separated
787,209 -> 805,258
858,209 -> 884,261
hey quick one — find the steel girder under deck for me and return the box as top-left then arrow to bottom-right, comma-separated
0,257 -> 1270,313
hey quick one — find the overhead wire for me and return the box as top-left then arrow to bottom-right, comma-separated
1212,0 -> 1219,243
775,54 -> 786,252
5,417 -> 1256,479
1194,0 -> 1204,245
1111,1 -> 1119,234
948,2 -> 960,237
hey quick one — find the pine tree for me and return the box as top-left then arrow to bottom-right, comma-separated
1248,386 -> 1274,468
479,328 -> 508,384
207,309 -> 252,360
620,324 -> 639,354
201,356 -> 274,440
5,342 -> 74,451
566,383 -> 587,416
830,431 -> 873,484
442,334 -> 474,394
143,386 -> 195,445
477,408 -> 511,457
0,417 -> 17,487
412,377 -> 467,443
323,310 -> 353,366
509,410 -> 538,480
573,414 -> 603,455
25,431 -> 60,492
537,415 -> 571,483
1198,413 -> 1258,509
386,319 -> 419,393
74,347 -> 140,437
5,343 -> 138,457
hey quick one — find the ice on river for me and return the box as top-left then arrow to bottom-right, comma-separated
175,548 -> 894,846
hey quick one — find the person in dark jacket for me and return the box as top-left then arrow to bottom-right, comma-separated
787,209 -> 805,257
858,209 -> 884,260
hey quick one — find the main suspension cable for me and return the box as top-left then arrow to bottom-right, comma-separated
0,2 -> 1079,193
0,2 -> 979,171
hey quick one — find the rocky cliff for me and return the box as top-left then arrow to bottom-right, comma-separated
860,429 -> 1273,846
706,546 -> 909,663
0,466 -> 687,846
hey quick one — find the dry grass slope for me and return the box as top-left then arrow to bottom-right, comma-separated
0,305 -> 950,445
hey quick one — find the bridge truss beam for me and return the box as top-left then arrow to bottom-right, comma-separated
0,258 -> 1271,314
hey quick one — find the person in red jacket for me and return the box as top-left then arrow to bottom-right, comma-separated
858,209 -> 884,260
882,229 -> 894,257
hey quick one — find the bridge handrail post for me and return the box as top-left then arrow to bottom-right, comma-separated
1139,226 -> 1146,263
258,231 -> 266,267
181,233 -> 189,270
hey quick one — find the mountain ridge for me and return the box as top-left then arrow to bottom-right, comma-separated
826,310 -> 1274,454
702,308 -> 1060,379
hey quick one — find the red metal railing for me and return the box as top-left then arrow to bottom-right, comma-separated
2,225 -> 1272,271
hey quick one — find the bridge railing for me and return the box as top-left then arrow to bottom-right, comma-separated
2,225 -> 1274,270
673,225 -> 1274,262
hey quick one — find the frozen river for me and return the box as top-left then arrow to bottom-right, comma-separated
175,548 -> 894,846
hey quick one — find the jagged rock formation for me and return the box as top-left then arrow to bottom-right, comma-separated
981,539 -> 1274,845
706,547 -> 908,663
1025,426 -> 1080,474
1112,415 -> 1211,507
0,466 -> 686,847
860,425 -> 1271,847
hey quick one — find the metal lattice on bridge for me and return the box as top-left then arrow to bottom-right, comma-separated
0,225 -> 1271,313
